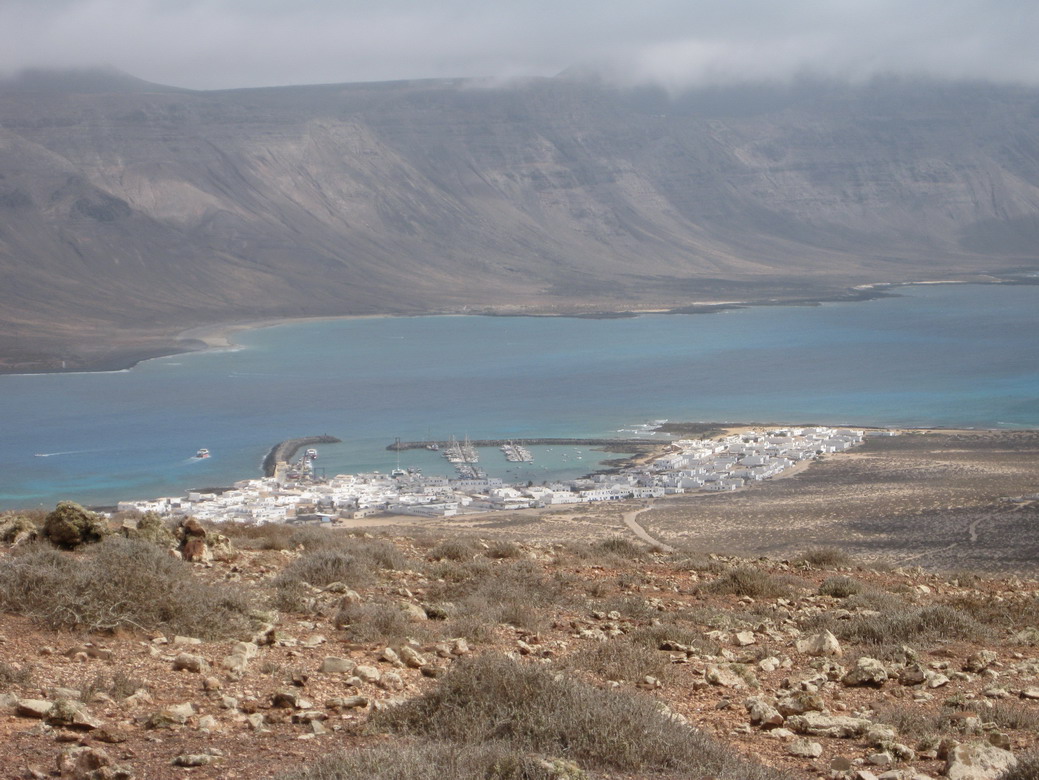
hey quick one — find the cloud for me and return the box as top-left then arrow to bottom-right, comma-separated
1,0 -> 1037,90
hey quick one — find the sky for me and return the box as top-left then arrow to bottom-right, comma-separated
1,0 -> 1037,92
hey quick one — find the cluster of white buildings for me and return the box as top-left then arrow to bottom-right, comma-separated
118,426 -> 877,524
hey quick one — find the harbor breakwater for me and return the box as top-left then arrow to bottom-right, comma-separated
262,435 -> 342,477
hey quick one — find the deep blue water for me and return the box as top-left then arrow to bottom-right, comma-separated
2,283 -> 1037,510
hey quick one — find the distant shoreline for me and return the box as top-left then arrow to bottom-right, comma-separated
3,276 -> 1035,377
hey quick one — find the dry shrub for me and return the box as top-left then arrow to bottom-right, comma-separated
818,575 -> 865,598
0,538 -> 253,638
428,560 -> 572,637
945,593 -> 1039,632
563,639 -> 670,684
870,702 -> 943,738
702,567 -> 802,598
485,540 -> 524,559
0,661 -> 32,690
809,604 -> 986,645
593,537 -> 646,559
984,701 -> 1039,731
1000,753 -> 1039,780
335,601 -> 422,644
428,538 -> 479,562
280,740 -> 566,780
796,547 -> 853,568
275,549 -> 375,589
214,521 -> 296,551
372,654 -> 788,779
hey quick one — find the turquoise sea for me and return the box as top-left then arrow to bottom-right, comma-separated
2,283 -> 1038,510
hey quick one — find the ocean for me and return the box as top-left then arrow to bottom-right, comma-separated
1,283 -> 1037,510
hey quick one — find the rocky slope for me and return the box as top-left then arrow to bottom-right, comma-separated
2,70 -> 1039,369
0,509 -> 1038,779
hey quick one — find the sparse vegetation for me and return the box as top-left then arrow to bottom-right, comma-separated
280,740 -> 569,780
807,603 -> 986,645
795,546 -> 853,568
701,566 -> 802,598
818,574 -> 865,598
373,654 -> 788,778
0,661 -> 32,690
0,537 -> 253,637
1000,753 -> 1039,780
563,638 -> 670,684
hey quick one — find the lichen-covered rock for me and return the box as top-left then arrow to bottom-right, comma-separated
43,502 -> 109,549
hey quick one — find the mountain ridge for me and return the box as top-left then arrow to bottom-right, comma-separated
2,71 -> 1038,370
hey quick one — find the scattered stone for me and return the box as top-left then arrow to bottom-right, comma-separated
172,754 -> 214,767
146,703 -> 195,728
788,738 -> 823,758
320,656 -> 356,674
1020,687 -> 1039,700
327,695 -> 368,710
735,630 -> 756,646
48,699 -> 102,730
379,647 -> 403,666
964,650 -> 998,673
944,741 -> 1016,780
57,745 -> 133,780
796,630 -> 843,657
705,665 -> 745,689
899,663 -> 928,686
17,699 -> 55,719
354,665 -> 382,684
777,691 -> 826,716
787,712 -> 873,738
400,645 -> 427,668
745,696 -> 784,728
172,653 -> 209,674
842,657 -> 888,687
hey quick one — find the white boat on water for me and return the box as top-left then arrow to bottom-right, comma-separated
194,448 -> 210,459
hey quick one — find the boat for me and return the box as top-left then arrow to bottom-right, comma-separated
194,448 -> 210,459
305,448 -> 318,460
391,468 -> 407,478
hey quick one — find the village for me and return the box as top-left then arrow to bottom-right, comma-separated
118,426 -> 879,524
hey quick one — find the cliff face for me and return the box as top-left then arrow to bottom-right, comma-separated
2,71 -> 1039,367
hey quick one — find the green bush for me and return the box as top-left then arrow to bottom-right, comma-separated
372,654 -> 789,778
0,537 -> 253,638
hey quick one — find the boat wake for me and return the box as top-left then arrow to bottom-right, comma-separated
34,449 -> 97,458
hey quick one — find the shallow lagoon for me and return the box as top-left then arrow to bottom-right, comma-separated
2,283 -> 1037,509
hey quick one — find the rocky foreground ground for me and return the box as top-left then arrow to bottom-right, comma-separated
0,506 -> 1038,780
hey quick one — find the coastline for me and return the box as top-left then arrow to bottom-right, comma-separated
2,275 -> 1034,377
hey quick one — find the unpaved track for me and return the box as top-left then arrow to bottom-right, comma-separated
621,505 -> 674,552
